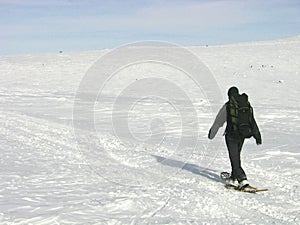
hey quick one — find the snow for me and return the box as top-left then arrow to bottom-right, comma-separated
0,37 -> 300,224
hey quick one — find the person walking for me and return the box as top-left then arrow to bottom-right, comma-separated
208,86 -> 262,190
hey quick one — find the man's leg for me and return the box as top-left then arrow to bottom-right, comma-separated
225,135 -> 247,182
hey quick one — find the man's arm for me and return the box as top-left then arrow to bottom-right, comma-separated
251,108 -> 262,145
208,104 -> 227,139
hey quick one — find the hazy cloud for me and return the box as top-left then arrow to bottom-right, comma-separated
0,0 -> 300,54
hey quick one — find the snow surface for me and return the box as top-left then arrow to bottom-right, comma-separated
0,37 -> 299,224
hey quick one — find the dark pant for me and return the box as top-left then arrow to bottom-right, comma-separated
225,135 -> 247,182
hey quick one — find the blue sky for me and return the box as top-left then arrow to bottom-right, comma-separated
0,0 -> 300,55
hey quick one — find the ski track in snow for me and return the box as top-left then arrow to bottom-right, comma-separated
0,39 -> 300,224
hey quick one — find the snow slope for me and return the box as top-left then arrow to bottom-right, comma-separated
0,37 -> 299,224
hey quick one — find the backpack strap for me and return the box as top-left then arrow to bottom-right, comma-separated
226,96 -> 239,135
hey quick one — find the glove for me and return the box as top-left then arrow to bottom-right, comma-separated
256,138 -> 262,145
208,129 -> 212,139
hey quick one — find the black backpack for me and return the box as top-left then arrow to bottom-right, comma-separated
226,93 -> 253,138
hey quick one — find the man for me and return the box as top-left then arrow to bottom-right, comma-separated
208,86 -> 262,190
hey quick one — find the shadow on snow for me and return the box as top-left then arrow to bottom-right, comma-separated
151,155 -> 223,184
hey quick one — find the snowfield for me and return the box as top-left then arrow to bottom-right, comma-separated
0,37 -> 299,224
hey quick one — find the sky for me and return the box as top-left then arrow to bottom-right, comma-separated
0,0 -> 300,55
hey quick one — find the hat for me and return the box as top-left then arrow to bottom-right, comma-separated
228,86 -> 239,98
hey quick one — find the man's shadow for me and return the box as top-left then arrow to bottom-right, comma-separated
152,155 -> 223,184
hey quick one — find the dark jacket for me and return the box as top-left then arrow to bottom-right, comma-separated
208,99 -> 262,144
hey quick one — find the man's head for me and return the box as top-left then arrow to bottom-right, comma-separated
227,86 -> 239,98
